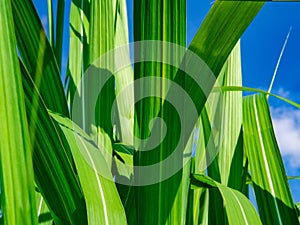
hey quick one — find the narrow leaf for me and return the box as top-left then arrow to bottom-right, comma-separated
21,62 -> 87,225
0,1 -> 37,224
35,193 -> 53,225
54,0 -> 65,70
133,0 -> 187,224
243,94 -> 299,225
113,0 -> 134,145
66,0 -> 90,109
191,174 -> 262,225
50,112 -> 128,225
11,0 -> 69,116
47,0 -> 54,47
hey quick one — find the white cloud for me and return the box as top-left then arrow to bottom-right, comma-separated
271,107 -> 300,168
276,87 -> 290,98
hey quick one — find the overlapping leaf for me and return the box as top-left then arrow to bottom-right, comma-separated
0,1 -> 37,224
243,94 -> 299,225
191,174 -> 262,225
50,112 -> 127,225
133,1 -> 263,225
11,0 -> 69,116
21,61 -> 87,225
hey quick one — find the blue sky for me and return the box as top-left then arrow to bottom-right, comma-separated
33,0 -> 300,203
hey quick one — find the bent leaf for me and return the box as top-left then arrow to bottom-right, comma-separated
51,112 -> 127,225
191,174 -> 262,225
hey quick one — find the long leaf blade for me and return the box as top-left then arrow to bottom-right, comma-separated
133,0 -> 187,224
113,0 -> 134,145
243,94 -> 299,225
11,0 -> 69,116
21,62 -> 87,225
50,112 -> 128,225
0,2 -> 37,224
191,174 -> 262,225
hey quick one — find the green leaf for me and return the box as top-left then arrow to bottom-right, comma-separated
113,143 -> 134,179
54,0 -> 65,71
113,143 -> 134,156
219,85 -> 300,109
81,0 -> 116,142
112,143 -> 136,225
133,1 -> 263,225
287,176 -> 300,180
296,202 -> 300,222
50,112 -> 128,225
20,61 -> 87,225
66,0 -> 90,109
47,0 -> 54,47
195,106 -> 225,225
186,161 -> 210,225
11,0 -> 69,116
191,174 -> 262,225
188,1 -> 264,76
0,1 -> 37,224
133,0 -> 187,224
35,192 -> 53,225
113,0 -> 134,145
243,94 -> 299,225
216,41 -> 243,186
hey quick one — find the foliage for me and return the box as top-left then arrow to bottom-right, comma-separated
0,0 -> 299,225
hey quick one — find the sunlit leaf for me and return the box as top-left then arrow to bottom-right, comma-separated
243,94 -> 299,225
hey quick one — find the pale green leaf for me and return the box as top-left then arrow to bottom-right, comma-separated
113,0 -> 134,145
47,0 -> 54,47
83,0 -> 116,142
217,41 -> 243,186
66,0 -> 89,108
50,112 -> 128,225
35,192 -> 53,225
